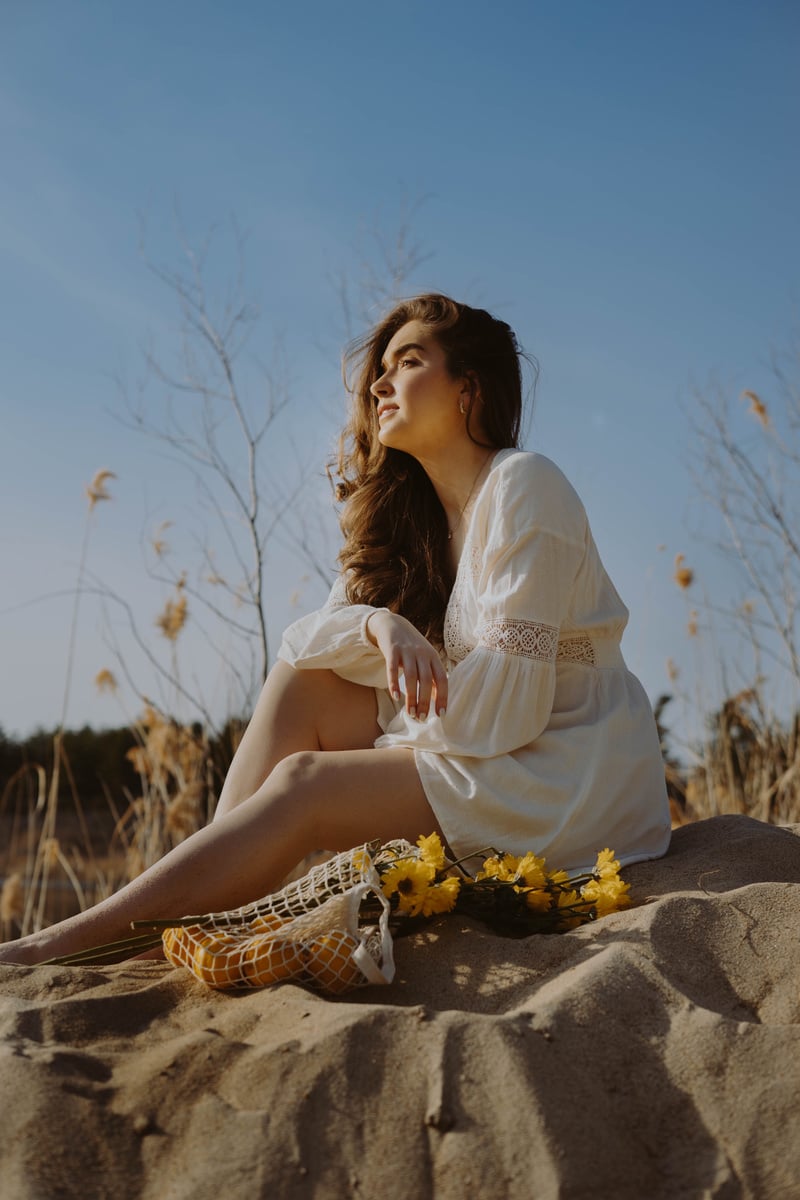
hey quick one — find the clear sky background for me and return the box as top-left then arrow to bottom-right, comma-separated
1,0 -> 798,752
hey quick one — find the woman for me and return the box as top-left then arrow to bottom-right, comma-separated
0,294 -> 670,965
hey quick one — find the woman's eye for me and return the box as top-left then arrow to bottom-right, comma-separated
399,358 -> 418,368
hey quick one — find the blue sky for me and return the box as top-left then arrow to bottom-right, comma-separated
1,1 -> 798,745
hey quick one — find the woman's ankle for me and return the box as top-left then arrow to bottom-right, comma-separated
0,934 -> 48,966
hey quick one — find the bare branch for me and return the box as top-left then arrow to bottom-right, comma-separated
687,341 -> 800,701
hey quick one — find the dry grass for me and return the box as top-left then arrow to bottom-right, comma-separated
0,709 -> 331,939
0,757 -> 104,935
681,691 -> 799,825
116,704 -> 213,878
0,707 -> 215,937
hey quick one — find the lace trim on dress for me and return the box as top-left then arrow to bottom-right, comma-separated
443,546 -> 483,663
456,618 -> 599,666
477,617 -> 559,662
557,635 -> 597,665
444,602 -> 471,663
467,544 -> 483,580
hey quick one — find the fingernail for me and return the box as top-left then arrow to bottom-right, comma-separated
438,708 -> 446,718
409,707 -> 416,719
392,689 -> 401,701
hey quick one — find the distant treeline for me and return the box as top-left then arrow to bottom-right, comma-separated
0,725 -> 140,812
0,722 -> 242,814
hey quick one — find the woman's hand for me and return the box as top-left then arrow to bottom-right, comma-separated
366,610 -> 448,720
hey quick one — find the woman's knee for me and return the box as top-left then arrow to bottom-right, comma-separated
263,750 -> 359,850
266,751 -> 332,819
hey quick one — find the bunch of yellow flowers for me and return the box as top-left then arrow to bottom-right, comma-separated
378,835 -> 631,935
378,833 -> 462,918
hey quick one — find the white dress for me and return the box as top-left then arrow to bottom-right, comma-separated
278,450 -> 671,873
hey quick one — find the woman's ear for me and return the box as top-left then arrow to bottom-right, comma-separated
463,371 -> 481,405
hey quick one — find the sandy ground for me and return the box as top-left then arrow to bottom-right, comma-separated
1,813 -> 799,1200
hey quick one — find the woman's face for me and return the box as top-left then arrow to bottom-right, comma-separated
369,320 -> 468,459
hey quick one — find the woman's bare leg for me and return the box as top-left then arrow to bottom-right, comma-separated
0,747 -> 440,966
215,662 -> 384,819
0,664 -> 397,965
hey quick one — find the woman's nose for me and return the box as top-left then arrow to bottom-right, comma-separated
370,372 -> 392,399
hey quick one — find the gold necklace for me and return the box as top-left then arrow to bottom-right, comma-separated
447,452 -> 493,541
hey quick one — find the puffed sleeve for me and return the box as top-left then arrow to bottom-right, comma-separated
374,454 -> 587,757
277,576 -> 390,689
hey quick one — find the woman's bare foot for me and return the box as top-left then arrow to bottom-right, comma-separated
0,935 -> 52,966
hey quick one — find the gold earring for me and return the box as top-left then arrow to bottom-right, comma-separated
459,400 -> 467,415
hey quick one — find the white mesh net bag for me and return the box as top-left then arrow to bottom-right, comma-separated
160,842 -> 395,995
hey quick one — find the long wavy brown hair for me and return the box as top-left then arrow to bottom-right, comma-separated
331,294 -> 530,645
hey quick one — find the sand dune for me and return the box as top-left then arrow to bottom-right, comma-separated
1,814 -> 799,1199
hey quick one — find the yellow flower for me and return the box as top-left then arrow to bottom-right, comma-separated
475,855 -> 500,880
514,852 -> 547,890
547,869 -> 570,886
594,848 -> 622,880
351,847 -> 371,874
524,888 -> 551,913
476,852 -> 520,882
419,876 -> 460,916
582,876 -> 631,918
380,859 -> 436,916
555,888 -> 588,930
417,832 -> 446,871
